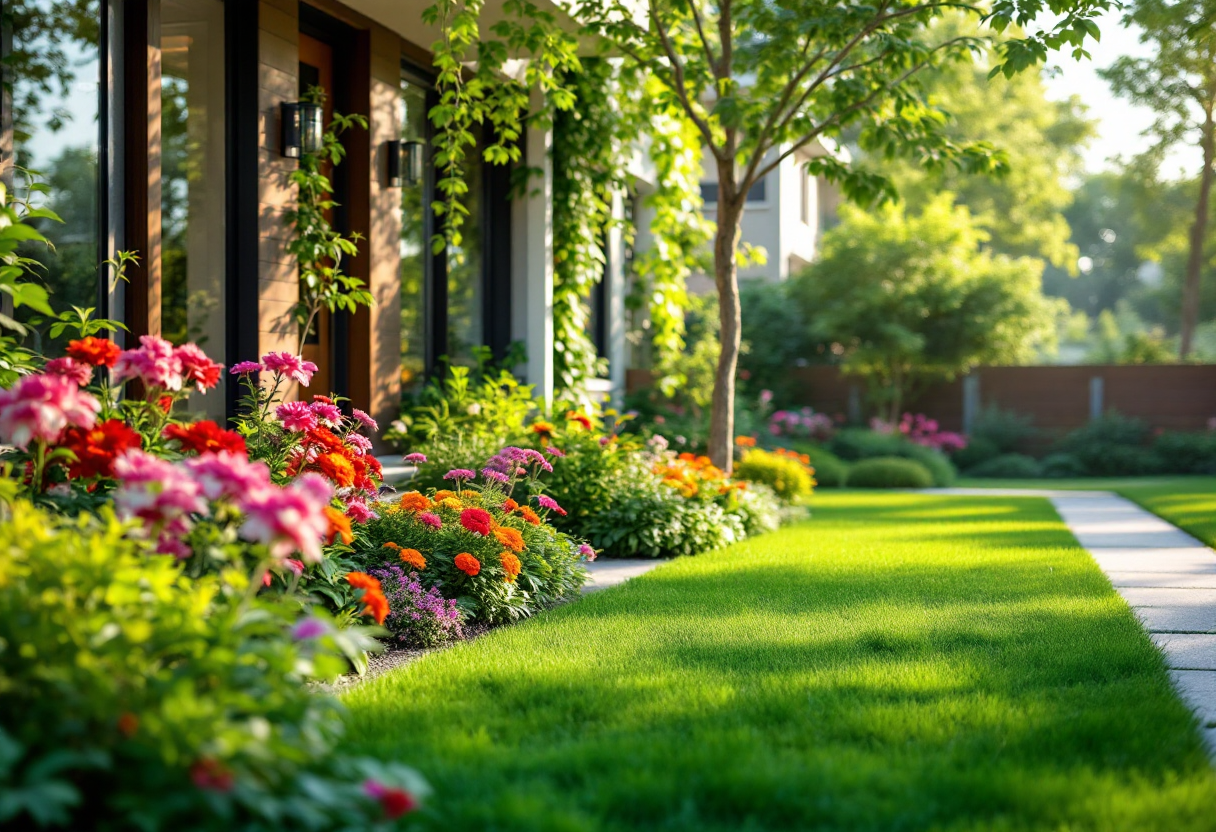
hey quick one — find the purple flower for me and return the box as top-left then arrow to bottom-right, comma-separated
230,360 -> 263,376
352,408 -> 379,432
291,617 -> 331,641
443,469 -> 475,481
544,446 -> 566,458
481,468 -> 510,484
404,452 -> 427,464
369,564 -> 463,646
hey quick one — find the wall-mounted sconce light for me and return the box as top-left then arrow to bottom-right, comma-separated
281,101 -> 323,158
387,139 -> 425,187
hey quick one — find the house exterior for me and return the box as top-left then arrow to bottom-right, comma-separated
2,0 -> 623,439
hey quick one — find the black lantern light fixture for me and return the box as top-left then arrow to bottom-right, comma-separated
281,101 -> 323,158
387,139 -> 425,187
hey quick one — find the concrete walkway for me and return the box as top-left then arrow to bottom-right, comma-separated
930,487 -> 1216,753
582,559 -> 664,593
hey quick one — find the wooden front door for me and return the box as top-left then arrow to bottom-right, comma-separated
298,33 -> 334,394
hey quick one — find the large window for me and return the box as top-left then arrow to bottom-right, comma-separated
8,0 -> 103,346
160,0 -> 226,415
399,75 -> 428,394
446,141 -> 483,365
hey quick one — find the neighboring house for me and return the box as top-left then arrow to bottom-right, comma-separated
1,0 -> 624,439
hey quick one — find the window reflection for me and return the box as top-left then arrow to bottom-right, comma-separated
447,139 -> 483,366
8,0 -> 102,346
160,0 -> 226,416
399,78 -> 427,395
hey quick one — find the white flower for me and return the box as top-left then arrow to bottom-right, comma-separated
466,403 -> 482,416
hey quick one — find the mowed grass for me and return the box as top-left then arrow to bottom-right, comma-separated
343,493 -> 1216,831
957,476 -> 1216,547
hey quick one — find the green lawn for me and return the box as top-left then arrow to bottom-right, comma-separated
957,476 -> 1216,548
343,493 -> 1216,830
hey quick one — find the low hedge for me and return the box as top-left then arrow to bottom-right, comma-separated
966,453 -> 1043,479
846,457 -> 934,489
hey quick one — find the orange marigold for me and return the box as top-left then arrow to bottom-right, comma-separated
382,541 -> 402,551
492,526 -> 525,552
735,435 -> 757,447
502,498 -> 519,512
454,552 -> 480,576
460,489 -> 481,501
399,491 -> 431,512
399,548 -> 427,570
361,588 -> 390,624
499,551 -> 521,582
346,571 -> 381,591
518,506 -> 541,526
316,452 -> 356,488
433,489 -> 457,502
324,506 -> 354,545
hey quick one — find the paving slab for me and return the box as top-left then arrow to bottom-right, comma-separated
1127,604 -> 1216,634
1088,547 -> 1216,574
1171,670 -> 1216,727
1152,634 -> 1216,670
582,559 -> 663,593
1106,571 -> 1216,589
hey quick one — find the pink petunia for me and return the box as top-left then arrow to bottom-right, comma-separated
184,451 -> 272,502
237,472 -> 332,562
351,408 -> 378,432
174,343 -> 223,392
276,401 -> 318,433
113,335 -> 184,391
0,373 -> 100,449
261,352 -> 318,386
309,401 -> 343,427
44,357 -> 94,386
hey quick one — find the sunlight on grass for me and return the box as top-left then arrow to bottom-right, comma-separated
342,494 -> 1216,831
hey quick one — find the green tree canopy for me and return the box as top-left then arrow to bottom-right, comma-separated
792,195 -> 1062,419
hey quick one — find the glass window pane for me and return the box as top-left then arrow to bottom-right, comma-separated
160,0 -> 226,416
9,0 -> 102,348
399,78 -> 427,396
447,146 -> 482,365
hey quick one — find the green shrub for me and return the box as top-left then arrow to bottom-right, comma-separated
1041,453 -> 1088,478
969,405 -> 1037,453
952,436 -> 1000,471
847,457 -> 934,489
807,447 -> 849,487
582,477 -> 745,558
1153,431 -> 1216,475
828,428 -> 955,486
1052,412 -> 1154,476
730,483 -> 785,537
734,448 -> 815,501
0,501 -> 425,831
393,363 -> 538,452
966,453 -> 1044,479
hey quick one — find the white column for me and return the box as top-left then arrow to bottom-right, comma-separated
511,88 -> 554,407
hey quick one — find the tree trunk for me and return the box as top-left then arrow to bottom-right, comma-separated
1181,111 -> 1214,359
709,195 -> 744,472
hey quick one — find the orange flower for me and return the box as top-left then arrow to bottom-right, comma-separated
316,452 -> 356,488
399,548 -> 427,570
361,588 -> 390,624
530,420 -> 555,442
346,571 -> 381,591
324,506 -> 354,545
492,526 -> 525,552
500,551 -> 521,582
735,435 -> 757,447
454,552 -> 480,576
438,497 -> 464,511
399,491 -> 431,512
382,541 -> 402,551
66,336 -> 121,367
502,498 -> 519,512
434,489 -> 457,502
565,410 -> 593,431
518,506 -> 541,526
460,489 -> 481,501
117,712 -> 139,738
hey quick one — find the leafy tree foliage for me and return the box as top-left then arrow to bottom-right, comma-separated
791,196 -> 1061,420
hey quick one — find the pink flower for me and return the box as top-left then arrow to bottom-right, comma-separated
184,452 -> 272,502
351,408 -> 378,432
578,543 -> 596,561
544,447 -> 566,458
113,335 -> 184,391
309,401 -> 342,426
174,343 -> 223,392
346,433 -> 373,454
404,452 -> 427,464
44,357 -> 93,386
535,494 -> 567,516
276,401 -> 318,432
230,360 -> 263,375
418,511 -> 442,530
237,473 -> 332,562
344,495 -> 375,523
261,352 -> 318,386
112,450 -> 209,556
0,373 -> 100,449
444,469 -> 475,481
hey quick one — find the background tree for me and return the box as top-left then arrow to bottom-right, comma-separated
791,196 -> 1062,420
573,0 -> 1111,470
1102,0 -> 1216,358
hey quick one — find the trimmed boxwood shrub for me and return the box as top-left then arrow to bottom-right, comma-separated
1153,431 -> 1216,475
966,453 -> 1043,479
952,437 -> 1000,472
828,428 -> 956,486
846,457 -> 934,489
1041,452 -> 1087,478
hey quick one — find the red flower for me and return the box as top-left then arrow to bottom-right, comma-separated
66,336 -> 121,368
117,712 -> 139,738
157,395 -> 174,414
190,758 -> 234,792
312,394 -> 334,405
60,419 -> 141,479
566,410 -> 593,431
163,420 -> 247,456
364,781 -> 418,820
459,507 -> 493,536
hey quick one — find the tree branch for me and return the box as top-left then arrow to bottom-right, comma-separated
649,0 -> 722,158
688,0 -> 718,82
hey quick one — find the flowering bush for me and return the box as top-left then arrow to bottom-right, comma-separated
734,447 -> 816,501
371,563 -> 464,647
871,413 -> 967,454
0,499 -> 426,831
767,407 -> 836,443
355,451 -> 592,623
